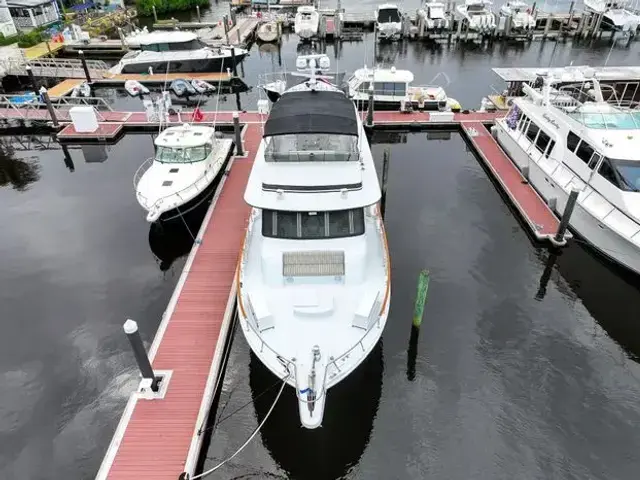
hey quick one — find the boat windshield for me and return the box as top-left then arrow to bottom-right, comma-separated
378,9 -> 401,22
568,110 -> 640,129
265,134 -> 358,162
262,208 -> 365,239
155,145 -> 210,163
610,159 -> 640,192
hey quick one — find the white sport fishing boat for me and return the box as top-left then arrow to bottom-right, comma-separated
493,68 -> 640,274
417,0 -> 452,31
134,124 -> 232,223
455,0 -> 496,32
294,5 -> 320,40
583,0 -> 640,33
110,31 -> 248,75
347,66 -> 461,111
376,3 -> 404,40
499,0 -> 535,30
237,54 -> 391,429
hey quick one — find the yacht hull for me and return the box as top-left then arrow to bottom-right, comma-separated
494,122 -> 640,275
120,53 -> 247,74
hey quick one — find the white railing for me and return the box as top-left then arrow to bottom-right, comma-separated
0,57 -> 110,79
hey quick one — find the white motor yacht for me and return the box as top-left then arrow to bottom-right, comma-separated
417,0 -> 452,31
134,124 -> 232,223
499,0 -> 535,30
493,69 -> 640,274
110,31 -> 248,75
455,0 -> 496,32
294,5 -> 320,40
347,66 -> 461,111
583,0 -> 640,33
237,55 -> 391,429
376,3 -> 404,40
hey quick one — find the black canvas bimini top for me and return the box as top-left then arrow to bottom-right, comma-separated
263,90 -> 358,137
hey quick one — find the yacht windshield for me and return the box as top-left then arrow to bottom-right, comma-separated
155,145 -> 210,163
265,134 -> 358,162
568,110 -> 640,129
611,159 -> 640,191
262,208 -> 365,239
378,9 -> 401,22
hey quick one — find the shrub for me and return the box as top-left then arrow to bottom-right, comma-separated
135,0 -> 210,17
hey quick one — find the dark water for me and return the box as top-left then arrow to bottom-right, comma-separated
2,1 -> 640,478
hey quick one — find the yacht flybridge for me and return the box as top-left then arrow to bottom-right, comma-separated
109,31 -> 248,75
237,55 -> 391,429
134,124 -> 231,223
494,68 -> 640,274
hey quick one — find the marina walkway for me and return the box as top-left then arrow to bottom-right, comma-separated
22,41 -> 64,60
97,125 -> 260,480
461,121 -> 567,244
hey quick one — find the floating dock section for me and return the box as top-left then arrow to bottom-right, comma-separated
96,127 -> 260,480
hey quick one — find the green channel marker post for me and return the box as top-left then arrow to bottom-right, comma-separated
412,270 -> 430,328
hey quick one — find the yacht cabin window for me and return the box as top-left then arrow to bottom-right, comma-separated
265,134 -> 358,162
567,132 -> 600,169
262,208 -> 365,239
514,113 -> 555,158
141,39 -> 207,52
373,82 -> 407,97
601,159 -> 640,191
155,144 -> 211,163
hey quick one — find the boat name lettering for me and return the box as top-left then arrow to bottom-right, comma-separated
542,113 -> 559,129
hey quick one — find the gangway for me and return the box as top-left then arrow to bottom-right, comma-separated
0,57 -> 110,79
0,94 -> 121,123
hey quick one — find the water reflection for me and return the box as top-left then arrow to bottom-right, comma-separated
147,182 -> 216,272
0,140 -> 40,191
555,243 -> 640,361
249,342 -> 383,480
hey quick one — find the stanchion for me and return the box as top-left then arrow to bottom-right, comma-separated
233,112 -> 244,156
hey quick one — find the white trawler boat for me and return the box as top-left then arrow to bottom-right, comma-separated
109,31 -> 248,74
294,5 -> 320,40
237,54 -> 391,429
347,66 -> 461,111
376,3 -> 404,40
499,0 -> 535,31
134,124 -> 232,223
455,0 -> 496,32
493,68 -> 640,274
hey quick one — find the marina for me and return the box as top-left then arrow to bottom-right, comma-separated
2,2 -> 640,480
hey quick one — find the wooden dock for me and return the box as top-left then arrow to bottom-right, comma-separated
460,121 -> 568,244
152,16 -> 260,48
95,127 -> 259,480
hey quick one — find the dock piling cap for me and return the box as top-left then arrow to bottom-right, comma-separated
123,319 -> 138,334
391,66 -> 396,74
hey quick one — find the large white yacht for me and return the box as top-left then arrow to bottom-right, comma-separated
109,31 -> 248,75
376,3 -> 403,40
294,5 -> 320,40
455,0 -> 496,32
493,69 -> 640,274
237,55 -> 391,429
134,124 -> 232,223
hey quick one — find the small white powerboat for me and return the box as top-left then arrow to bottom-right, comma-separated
134,123 -> 231,223
294,5 -> 320,40
257,21 -> 280,43
170,79 -> 197,97
124,79 -> 150,97
191,79 -> 216,94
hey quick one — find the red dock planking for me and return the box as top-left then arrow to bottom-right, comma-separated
96,125 -> 261,480
461,122 -> 568,245
57,122 -> 123,140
